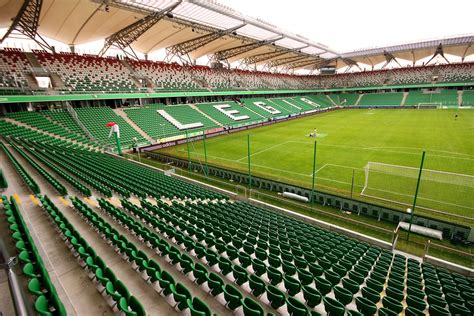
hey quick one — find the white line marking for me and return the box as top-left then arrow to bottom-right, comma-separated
308,163 -> 328,176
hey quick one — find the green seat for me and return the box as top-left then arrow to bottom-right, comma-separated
308,262 -> 323,277
171,283 -> 191,311
266,284 -> 286,309
325,270 -> 341,286
297,268 -> 314,286
334,285 -> 353,306
282,259 -> 297,275
238,252 -> 251,268
348,270 -> 365,285
378,307 -> 398,316
366,278 -> 384,293
28,278 -> 44,296
249,274 -> 266,297
382,296 -> 403,314
207,272 -> 224,296
287,296 -> 309,316
283,275 -> 302,296
323,296 -> 345,316
361,286 -> 380,304
193,263 -> 208,285
119,296 -> 145,316
159,270 -> 175,296
429,304 -> 451,316
407,287 -> 425,300
268,253 -> 282,268
449,303 -> 470,315
302,285 -> 321,308
267,266 -> 283,285
241,297 -> 264,316
232,265 -> 248,285
386,286 -> 404,302
187,297 -> 211,316
342,277 -> 359,295
23,263 -> 38,278
223,284 -> 242,310
218,257 -> 232,275
406,295 -> 426,311
35,295 -> 52,316
355,296 -> 377,316
405,306 -> 426,316
251,258 -> 266,276
315,276 -> 332,296
347,310 -> 364,316
428,294 -> 448,308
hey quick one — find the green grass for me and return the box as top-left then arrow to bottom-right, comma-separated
157,108 -> 474,226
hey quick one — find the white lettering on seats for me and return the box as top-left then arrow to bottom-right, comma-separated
300,98 -> 320,107
157,109 -> 203,130
254,101 -> 281,114
213,104 -> 249,121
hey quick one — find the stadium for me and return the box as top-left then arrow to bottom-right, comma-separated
0,0 -> 473,315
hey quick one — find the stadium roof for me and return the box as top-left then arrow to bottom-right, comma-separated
0,0 -> 473,72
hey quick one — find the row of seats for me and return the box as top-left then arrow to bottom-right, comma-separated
37,195 -> 146,315
1,196 -> 66,315
0,120 -> 90,151
34,51 -> 139,93
24,140 -> 114,197
98,197 -> 275,315
8,140 -> 68,195
70,196 -> 214,316
0,141 -> 40,194
358,93 -> 404,107
40,109 -> 95,145
2,49 -> 472,93
17,139 -> 92,196
7,111 -> 87,144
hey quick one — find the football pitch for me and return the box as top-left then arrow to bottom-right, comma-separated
157,108 -> 474,224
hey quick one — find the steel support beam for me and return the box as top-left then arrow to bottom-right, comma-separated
98,1 -> 181,59
267,55 -> 308,68
167,23 -> 246,58
212,36 -> 284,62
0,0 -> 54,52
288,59 -> 322,70
425,43 -> 450,65
381,51 -> 402,69
242,45 -> 309,66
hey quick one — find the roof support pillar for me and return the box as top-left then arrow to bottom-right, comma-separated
0,0 -> 54,52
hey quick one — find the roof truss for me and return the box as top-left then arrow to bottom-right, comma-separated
212,36 -> 284,62
166,23 -> 246,63
98,1 -> 181,59
1,0 -> 53,52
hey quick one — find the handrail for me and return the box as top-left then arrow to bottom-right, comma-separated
0,239 -> 30,316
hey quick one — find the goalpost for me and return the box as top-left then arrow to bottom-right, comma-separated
362,161 -> 474,212
416,102 -> 442,109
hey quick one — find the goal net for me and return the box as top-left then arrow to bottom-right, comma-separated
362,162 -> 474,213
416,103 -> 442,109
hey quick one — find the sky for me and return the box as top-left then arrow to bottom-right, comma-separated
218,0 -> 474,53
